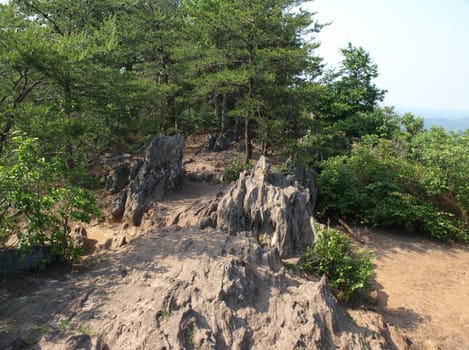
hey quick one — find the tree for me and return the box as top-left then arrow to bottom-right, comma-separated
182,0 -> 321,163
299,43 -> 389,163
1,1 -> 121,167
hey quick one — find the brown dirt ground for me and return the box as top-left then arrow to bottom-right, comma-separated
351,229 -> 469,350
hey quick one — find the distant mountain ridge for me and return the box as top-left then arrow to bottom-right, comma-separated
395,107 -> 469,131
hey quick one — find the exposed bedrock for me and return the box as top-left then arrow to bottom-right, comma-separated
217,156 -> 316,258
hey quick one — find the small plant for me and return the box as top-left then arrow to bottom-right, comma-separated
282,261 -> 297,270
58,319 -> 71,331
300,225 -> 375,303
183,327 -> 194,347
0,134 -> 101,261
78,324 -> 99,337
161,310 -> 172,321
272,163 -> 290,176
222,154 -> 252,183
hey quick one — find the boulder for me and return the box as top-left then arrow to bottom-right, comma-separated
0,246 -> 56,277
217,156 -> 315,258
111,191 -> 127,222
71,225 -> 87,250
104,163 -> 130,194
124,135 -> 184,226
202,132 -> 232,152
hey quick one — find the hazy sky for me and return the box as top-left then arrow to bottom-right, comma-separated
308,0 -> 469,112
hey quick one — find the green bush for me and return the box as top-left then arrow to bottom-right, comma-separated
222,154 -> 252,183
316,135 -> 469,242
0,134 -> 101,261
300,226 -> 375,303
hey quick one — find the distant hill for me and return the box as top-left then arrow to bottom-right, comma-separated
423,117 -> 469,131
395,107 -> 469,131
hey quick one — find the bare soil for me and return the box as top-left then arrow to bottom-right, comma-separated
357,230 -> 469,350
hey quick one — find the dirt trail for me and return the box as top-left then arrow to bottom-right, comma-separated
360,230 -> 469,350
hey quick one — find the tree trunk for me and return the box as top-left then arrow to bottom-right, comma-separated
221,93 -> 228,133
244,115 -> 252,164
63,77 -> 75,171
0,113 -> 14,157
215,94 -> 222,133
244,77 -> 254,164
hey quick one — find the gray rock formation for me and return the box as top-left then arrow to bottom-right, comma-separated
0,227 -> 403,350
104,163 -> 130,194
123,134 -> 184,226
217,156 -> 315,257
0,246 -> 57,277
111,191 -> 127,222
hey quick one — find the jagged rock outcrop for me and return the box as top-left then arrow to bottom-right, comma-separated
105,163 -> 130,194
217,156 -> 315,258
0,227 -> 402,350
122,134 -> 184,226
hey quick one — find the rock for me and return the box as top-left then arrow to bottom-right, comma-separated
111,191 -> 127,222
5,337 -> 25,350
64,334 -> 109,350
129,159 -> 144,179
124,135 -> 184,226
71,225 -> 87,250
291,162 -> 318,211
202,134 -> 217,152
217,156 -> 315,258
113,235 -> 127,248
0,227 -> 401,350
0,246 -> 56,277
105,163 -> 130,194
202,133 -> 232,152
213,133 -> 230,151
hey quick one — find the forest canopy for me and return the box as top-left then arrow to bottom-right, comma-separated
1,0 -> 467,258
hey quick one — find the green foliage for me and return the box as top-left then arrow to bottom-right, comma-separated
0,134 -> 101,260
222,154 -> 253,183
299,44 -> 390,164
316,133 -> 469,242
181,0 -> 322,161
300,226 -> 375,303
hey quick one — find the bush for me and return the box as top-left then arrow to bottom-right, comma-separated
300,226 -> 375,303
222,154 -> 252,183
0,134 -> 101,261
316,136 -> 469,242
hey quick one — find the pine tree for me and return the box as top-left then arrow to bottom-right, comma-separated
182,0 -> 321,163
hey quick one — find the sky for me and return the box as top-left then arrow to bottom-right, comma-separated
307,0 -> 469,113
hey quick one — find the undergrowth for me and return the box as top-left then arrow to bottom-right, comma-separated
299,225 -> 375,303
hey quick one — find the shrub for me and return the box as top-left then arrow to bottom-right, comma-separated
0,134 -> 101,261
316,136 -> 469,242
300,226 -> 375,303
222,154 -> 252,183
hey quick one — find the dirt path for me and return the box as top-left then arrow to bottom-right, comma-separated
363,230 -> 469,350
